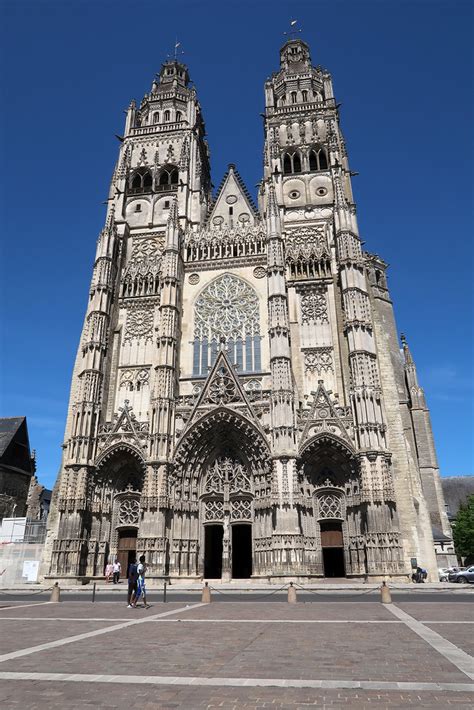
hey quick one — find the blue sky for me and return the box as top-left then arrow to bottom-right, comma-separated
0,0 -> 472,489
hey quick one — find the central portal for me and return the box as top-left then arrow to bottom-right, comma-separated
231,524 -> 252,578
204,524 -> 223,578
320,521 -> 346,578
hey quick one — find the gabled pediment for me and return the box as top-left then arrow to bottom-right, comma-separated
206,164 -> 258,229
299,381 -> 354,449
179,349 -> 265,442
97,400 -> 149,453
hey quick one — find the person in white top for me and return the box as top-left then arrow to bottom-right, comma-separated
131,555 -> 150,608
112,559 -> 121,584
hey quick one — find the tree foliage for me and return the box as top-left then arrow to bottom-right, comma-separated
452,494 -> 474,561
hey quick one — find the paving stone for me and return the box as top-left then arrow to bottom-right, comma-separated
426,623 -> 474,657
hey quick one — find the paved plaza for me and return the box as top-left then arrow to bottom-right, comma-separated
0,591 -> 473,708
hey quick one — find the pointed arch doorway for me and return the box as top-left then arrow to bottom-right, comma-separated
201,456 -> 254,580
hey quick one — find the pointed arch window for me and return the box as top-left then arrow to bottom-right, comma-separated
291,91 -> 298,104
153,112 -> 159,124
176,110 -> 182,121
302,90 -> 308,102
164,110 -> 170,122
282,152 -> 302,175
129,168 -> 153,194
192,274 -> 261,376
158,165 -> 179,190
309,147 -> 329,172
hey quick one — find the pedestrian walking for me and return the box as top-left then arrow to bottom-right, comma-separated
105,561 -> 113,583
112,559 -> 121,584
131,555 -> 150,608
127,556 -> 138,607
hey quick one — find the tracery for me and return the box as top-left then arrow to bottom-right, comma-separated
192,274 -> 261,375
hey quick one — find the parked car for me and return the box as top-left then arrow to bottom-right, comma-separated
438,568 -> 450,582
449,566 -> 474,583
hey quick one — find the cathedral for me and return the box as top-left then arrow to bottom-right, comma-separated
43,39 -> 451,582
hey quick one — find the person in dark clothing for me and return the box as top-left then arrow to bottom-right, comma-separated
127,555 -> 138,607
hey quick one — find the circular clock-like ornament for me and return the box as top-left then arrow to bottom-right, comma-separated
213,216 -> 224,226
289,190 -> 300,199
188,273 -> 200,285
316,187 -> 328,197
226,195 -> 237,204
238,212 -> 250,223
253,266 -> 266,279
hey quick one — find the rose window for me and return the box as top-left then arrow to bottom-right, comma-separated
193,274 -> 261,375
118,498 -> 140,525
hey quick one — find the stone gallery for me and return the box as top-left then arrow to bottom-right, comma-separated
44,39 -> 451,582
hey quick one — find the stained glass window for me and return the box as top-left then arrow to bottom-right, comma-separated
193,274 -> 261,375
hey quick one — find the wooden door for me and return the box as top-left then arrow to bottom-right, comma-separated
320,522 -> 343,548
117,531 -> 137,578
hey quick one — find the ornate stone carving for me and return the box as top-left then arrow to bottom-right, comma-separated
253,266 -> 266,279
317,492 -> 343,520
118,498 -> 140,525
300,290 -> 329,324
188,273 -> 200,285
303,347 -> 333,375
124,307 -> 154,342
194,274 -> 259,340
286,225 -> 329,262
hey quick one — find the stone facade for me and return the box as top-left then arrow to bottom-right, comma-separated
43,40 -> 450,582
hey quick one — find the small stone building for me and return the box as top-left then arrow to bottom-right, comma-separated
0,417 -> 36,521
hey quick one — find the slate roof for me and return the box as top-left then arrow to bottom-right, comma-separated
0,417 -> 26,458
441,476 -> 474,518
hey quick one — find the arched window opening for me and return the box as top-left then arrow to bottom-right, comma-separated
302,90 -> 308,102
164,110 -> 170,122
135,203 -> 142,212
319,149 -> 328,170
283,154 -> 292,174
192,274 -> 261,376
176,111 -> 182,121
309,147 -> 329,172
130,168 -> 153,194
293,153 -> 302,173
169,168 -> 179,184
158,166 -> 179,190
153,112 -> 159,124
291,91 -> 297,104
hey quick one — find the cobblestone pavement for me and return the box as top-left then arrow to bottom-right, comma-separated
0,598 -> 472,708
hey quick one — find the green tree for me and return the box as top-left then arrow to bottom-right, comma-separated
452,495 -> 474,563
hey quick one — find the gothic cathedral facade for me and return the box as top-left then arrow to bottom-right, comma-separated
44,40 -> 451,582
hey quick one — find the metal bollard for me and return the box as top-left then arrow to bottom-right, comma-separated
50,582 -> 61,603
287,581 -> 297,604
201,581 -> 211,603
380,580 -> 392,604
92,582 -> 96,603
163,581 -> 167,603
